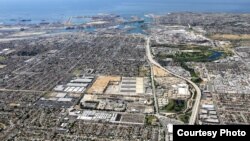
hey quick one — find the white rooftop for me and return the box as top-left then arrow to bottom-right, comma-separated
56,93 -> 67,98
57,98 -> 72,102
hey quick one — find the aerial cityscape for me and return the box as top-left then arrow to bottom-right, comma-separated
0,0 -> 250,140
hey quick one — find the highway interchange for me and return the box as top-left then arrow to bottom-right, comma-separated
145,37 -> 201,125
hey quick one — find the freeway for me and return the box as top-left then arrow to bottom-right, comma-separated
150,63 -> 159,114
145,37 -> 201,125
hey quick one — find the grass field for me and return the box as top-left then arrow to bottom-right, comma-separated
145,115 -> 158,125
178,112 -> 191,123
161,99 -> 186,113
156,47 -> 225,83
0,56 -> 5,62
138,66 -> 150,77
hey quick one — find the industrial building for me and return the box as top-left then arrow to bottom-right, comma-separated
119,77 -> 144,95
36,76 -> 94,108
168,83 -> 191,99
54,76 -> 94,93
199,104 -> 220,124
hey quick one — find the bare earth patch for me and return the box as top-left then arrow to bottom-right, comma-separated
211,34 -> 250,40
153,65 -> 170,77
87,76 -> 121,94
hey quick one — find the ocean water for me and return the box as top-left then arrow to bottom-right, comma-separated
0,0 -> 250,23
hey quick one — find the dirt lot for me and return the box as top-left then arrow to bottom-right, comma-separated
87,76 -> 121,94
155,77 -> 184,87
211,34 -> 250,40
153,66 -> 170,77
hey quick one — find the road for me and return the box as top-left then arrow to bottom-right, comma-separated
0,88 -> 46,93
145,37 -> 201,125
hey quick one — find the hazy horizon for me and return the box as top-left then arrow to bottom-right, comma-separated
0,0 -> 250,23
